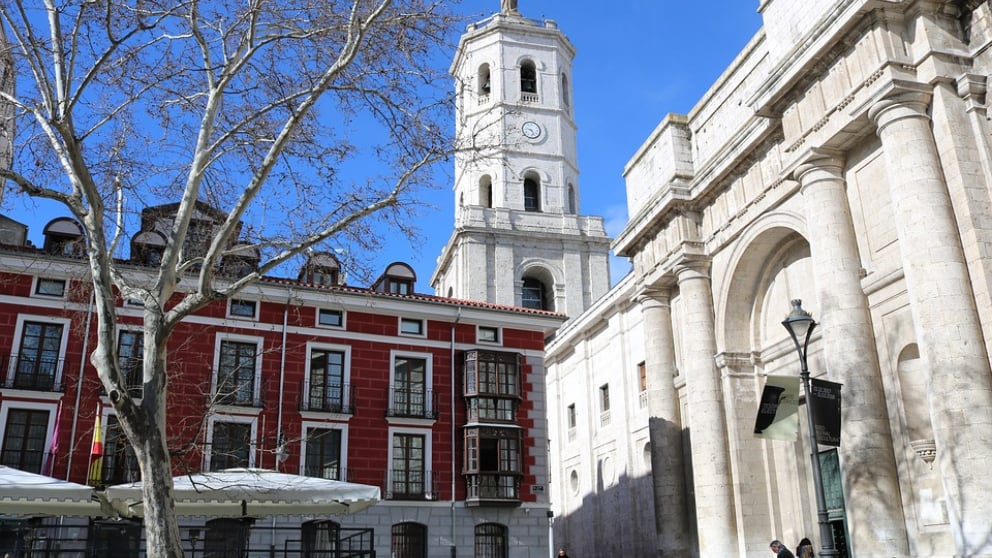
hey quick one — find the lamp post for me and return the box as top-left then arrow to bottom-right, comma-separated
782,299 -> 838,558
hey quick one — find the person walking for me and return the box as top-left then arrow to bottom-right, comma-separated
770,539 -> 796,558
796,537 -> 814,558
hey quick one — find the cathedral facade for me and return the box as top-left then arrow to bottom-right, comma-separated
530,1 -> 992,557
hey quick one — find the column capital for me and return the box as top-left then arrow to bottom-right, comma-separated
793,149 -> 845,185
674,258 -> 711,283
635,287 -> 674,308
868,91 -> 932,135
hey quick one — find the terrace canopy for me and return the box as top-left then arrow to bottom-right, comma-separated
0,465 -> 104,517
103,468 -> 380,518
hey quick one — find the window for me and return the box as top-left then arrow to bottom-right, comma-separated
117,330 -> 143,395
182,220 -> 211,262
478,64 -> 491,95
390,432 -> 428,499
479,175 -> 493,208
638,361 -> 647,392
317,309 -> 343,328
228,299 -> 257,319
599,384 -> 611,412
12,321 -> 65,391
567,404 -> 576,429
520,60 -> 537,94
474,523 -> 508,558
477,326 -> 499,344
0,408 -> 50,473
307,349 -> 346,413
464,425 -> 522,502
400,318 -> 424,336
390,356 -> 432,419
567,183 -> 576,214
34,278 -> 66,297
302,520 -> 340,557
521,278 -> 548,310
392,522 -> 427,558
103,416 -> 139,486
209,421 -> 252,471
304,427 -> 342,480
387,278 -> 413,295
523,177 -> 540,212
215,340 -> 259,406
562,73 -> 570,107
463,351 -> 519,397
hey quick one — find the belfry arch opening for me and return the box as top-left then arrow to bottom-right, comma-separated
520,60 -> 537,95
523,173 -> 541,212
479,175 -> 493,208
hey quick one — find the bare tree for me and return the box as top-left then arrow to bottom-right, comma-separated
0,1 -> 463,555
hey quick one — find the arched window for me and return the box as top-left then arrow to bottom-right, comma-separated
474,523 -> 508,558
520,60 -> 537,94
562,73 -> 570,107
480,175 -> 493,208
523,175 -> 540,212
478,64 -> 491,95
392,522 -> 428,558
521,277 -> 550,310
567,183 -> 576,214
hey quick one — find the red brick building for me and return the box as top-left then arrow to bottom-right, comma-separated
0,210 -> 563,556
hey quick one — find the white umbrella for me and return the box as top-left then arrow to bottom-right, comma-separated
103,468 -> 380,518
0,465 -> 104,517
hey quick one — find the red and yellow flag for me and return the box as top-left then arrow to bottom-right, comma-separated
87,410 -> 104,486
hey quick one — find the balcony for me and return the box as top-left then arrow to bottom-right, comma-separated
300,382 -> 354,414
384,469 -> 439,501
3,353 -> 65,392
213,381 -> 262,408
465,473 -> 520,506
386,388 -> 438,420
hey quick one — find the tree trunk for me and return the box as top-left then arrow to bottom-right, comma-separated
136,424 -> 184,558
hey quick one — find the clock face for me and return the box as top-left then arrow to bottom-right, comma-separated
521,121 -> 541,139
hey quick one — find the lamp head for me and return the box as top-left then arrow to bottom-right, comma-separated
782,299 -> 816,353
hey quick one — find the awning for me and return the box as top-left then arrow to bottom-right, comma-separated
104,468 -> 380,518
0,465 -> 104,517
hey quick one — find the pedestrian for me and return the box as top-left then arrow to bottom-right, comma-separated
796,537 -> 814,558
770,539 -> 796,558
558,549 -> 570,558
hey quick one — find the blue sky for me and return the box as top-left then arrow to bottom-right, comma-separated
8,1 -> 764,290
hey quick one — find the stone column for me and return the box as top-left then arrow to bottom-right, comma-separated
637,289 -> 690,557
675,261 -> 737,557
869,92 -> 992,556
794,153 -> 910,556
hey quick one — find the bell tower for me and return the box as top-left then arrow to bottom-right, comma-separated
431,4 -> 611,319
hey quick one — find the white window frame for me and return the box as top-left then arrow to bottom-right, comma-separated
398,317 -> 425,337
7,314 -> 72,390
387,425 -> 433,496
316,308 -> 345,329
31,277 -> 67,298
299,421 -> 349,478
0,401 -> 57,472
204,414 -> 258,471
303,342 -> 352,409
227,298 -> 258,320
211,333 -> 264,407
476,325 -> 501,344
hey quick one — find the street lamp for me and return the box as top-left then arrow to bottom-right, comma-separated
782,299 -> 838,558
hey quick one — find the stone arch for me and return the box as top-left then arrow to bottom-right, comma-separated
714,210 -> 812,353
518,260 -> 561,311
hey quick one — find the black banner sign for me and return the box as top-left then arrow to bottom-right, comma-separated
810,378 -> 842,447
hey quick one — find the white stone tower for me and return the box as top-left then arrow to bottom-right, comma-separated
431,3 -> 611,319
